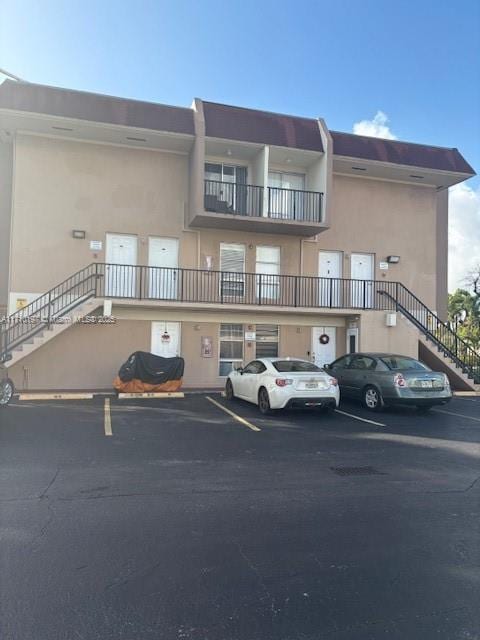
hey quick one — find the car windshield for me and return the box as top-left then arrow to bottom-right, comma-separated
272,360 -> 322,372
380,356 -> 429,371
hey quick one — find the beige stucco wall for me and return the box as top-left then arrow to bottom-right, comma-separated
435,188 -> 448,320
358,311 -> 419,358
9,135 -> 442,312
303,174 -> 439,309
9,134 -> 195,294
0,140 -> 13,313
8,311 -> 351,390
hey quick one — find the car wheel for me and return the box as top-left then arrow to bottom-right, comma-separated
225,379 -> 235,401
0,378 -> 14,407
363,385 -> 384,412
258,387 -> 271,415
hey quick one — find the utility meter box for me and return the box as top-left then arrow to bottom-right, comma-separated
386,313 -> 397,327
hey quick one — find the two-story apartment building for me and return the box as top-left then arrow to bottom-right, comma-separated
0,80 -> 478,391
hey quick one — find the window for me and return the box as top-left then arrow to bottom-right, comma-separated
219,324 -> 244,376
256,324 -> 279,358
243,360 -> 267,374
220,243 -> 245,298
380,356 -> 429,371
205,164 -> 248,213
349,356 -> 377,370
330,355 -> 354,370
256,247 -> 280,301
273,360 -> 321,373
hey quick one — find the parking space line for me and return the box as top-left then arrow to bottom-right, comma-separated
335,409 -> 386,427
206,396 -> 261,432
434,408 -> 480,423
104,398 -> 113,436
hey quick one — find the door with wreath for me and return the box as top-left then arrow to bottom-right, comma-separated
311,327 -> 336,368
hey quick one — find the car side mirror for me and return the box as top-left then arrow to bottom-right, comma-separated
236,367 -> 244,374
324,363 -> 331,371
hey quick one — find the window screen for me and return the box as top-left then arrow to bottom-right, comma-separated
256,325 -> 279,358
219,324 -> 244,376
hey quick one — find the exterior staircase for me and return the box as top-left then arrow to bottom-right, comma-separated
378,286 -> 480,391
1,263 -> 479,390
5,298 -> 101,368
1,264 -> 102,368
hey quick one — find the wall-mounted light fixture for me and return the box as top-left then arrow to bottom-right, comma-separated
72,230 -> 86,239
387,255 -> 400,264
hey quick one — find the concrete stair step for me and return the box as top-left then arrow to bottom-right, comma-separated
4,298 -> 101,368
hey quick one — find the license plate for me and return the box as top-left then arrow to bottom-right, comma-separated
420,380 -> 433,388
306,383 -> 318,389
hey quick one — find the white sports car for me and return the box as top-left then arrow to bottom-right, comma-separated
225,357 -> 340,414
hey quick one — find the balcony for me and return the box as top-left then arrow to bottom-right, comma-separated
267,186 -> 323,222
204,179 -> 263,217
190,180 -> 327,236
93,263 -> 398,312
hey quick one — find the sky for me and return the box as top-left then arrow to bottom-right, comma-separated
1,0 -> 479,291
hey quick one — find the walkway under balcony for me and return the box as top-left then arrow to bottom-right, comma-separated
190,180 -> 327,236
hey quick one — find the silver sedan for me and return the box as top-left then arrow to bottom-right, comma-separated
325,353 -> 452,412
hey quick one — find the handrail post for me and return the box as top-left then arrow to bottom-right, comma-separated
94,262 -> 99,297
47,291 -> 52,329
294,276 -> 298,307
139,266 -> 143,300
258,273 -> 262,304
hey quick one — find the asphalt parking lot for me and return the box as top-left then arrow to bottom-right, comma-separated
1,394 -> 479,640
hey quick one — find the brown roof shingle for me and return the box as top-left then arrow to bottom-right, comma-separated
331,130 -> 475,174
202,101 -> 324,152
0,80 -> 194,135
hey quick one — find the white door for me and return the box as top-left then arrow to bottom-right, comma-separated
148,237 -> 179,299
312,327 -> 336,368
346,327 -> 359,354
256,246 -> 280,301
151,322 -> 181,358
318,251 -> 342,307
220,243 -> 246,299
105,234 -> 138,297
350,253 -> 374,308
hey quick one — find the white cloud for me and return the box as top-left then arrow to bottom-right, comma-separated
449,182 -> 480,292
353,111 -> 397,140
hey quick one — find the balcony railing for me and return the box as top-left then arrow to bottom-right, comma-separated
267,186 -> 323,222
203,180 -> 323,222
2,263 -> 479,383
95,264 -> 395,309
204,180 -> 263,217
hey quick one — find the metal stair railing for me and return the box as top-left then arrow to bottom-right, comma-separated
0,263 -> 101,362
2,262 -> 478,383
378,283 -> 480,383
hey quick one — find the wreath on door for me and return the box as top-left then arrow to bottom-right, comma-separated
319,333 -> 330,345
